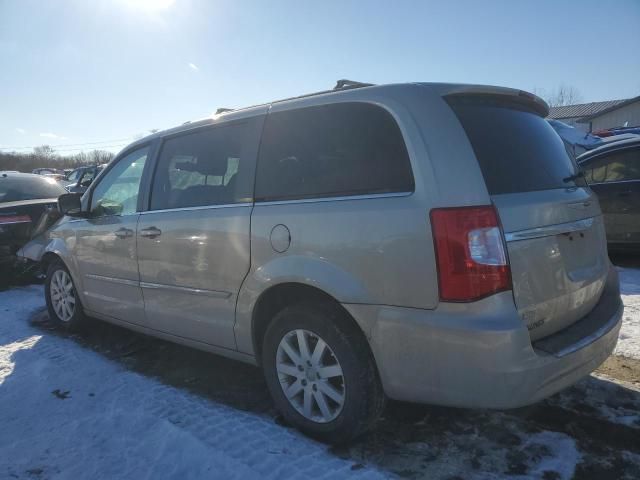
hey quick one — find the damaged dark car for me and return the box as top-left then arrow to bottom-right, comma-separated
0,172 -> 65,283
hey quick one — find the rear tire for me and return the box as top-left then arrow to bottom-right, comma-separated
45,260 -> 87,332
262,302 -> 386,443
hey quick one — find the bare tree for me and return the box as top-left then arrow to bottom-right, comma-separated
32,145 -> 57,162
86,150 -> 115,164
0,148 -> 115,172
543,84 -> 583,108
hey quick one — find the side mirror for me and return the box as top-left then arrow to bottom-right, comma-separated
58,193 -> 86,217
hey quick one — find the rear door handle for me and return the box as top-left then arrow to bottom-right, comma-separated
139,226 -> 162,239
114,228 -> 133,239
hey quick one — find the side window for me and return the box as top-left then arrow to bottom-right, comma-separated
67,169 -> 81,183
150,123 -> 252,210
616,148 -> 640,181
255,102 -> 414,201
90,147 -> 149,217
587,149 -> 640,183
79,169 -> 96,187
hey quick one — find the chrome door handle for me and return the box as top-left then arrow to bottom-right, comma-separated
139,227 -> 162,239
114,228 -> 133,239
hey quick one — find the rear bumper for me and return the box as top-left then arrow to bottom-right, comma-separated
344,265 -> 623,408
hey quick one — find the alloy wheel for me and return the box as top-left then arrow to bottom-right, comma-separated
276,329 -> 346,423
50,270 -> 76,322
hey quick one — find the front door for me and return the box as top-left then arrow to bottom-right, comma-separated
75,146 -> 150,324
137,119 -> 262,349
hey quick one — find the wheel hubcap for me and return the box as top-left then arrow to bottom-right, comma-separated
276,329 -> 345,423
50,270 -> 76,322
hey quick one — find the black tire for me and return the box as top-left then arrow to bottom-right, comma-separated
44,260 -> 87,332
262,302 -> 386,443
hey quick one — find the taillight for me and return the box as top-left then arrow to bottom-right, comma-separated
0,215 -> 31,225
430,206 -> 511,302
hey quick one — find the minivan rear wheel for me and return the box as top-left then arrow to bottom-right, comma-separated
45,260 -> 87,332
262,303 -> 385,443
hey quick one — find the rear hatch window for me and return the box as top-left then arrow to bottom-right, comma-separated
446,95 -> 585,194
445,94 -> 608,342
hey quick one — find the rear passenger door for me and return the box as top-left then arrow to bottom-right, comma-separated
137,117 -> 264,349
247,102 -> 434,314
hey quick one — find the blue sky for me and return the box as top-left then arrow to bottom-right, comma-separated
1,0 -> 639,155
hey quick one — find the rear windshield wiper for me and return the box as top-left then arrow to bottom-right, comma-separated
563,171 -> 585,183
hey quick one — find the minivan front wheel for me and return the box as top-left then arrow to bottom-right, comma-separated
45,260 -> 87,331
263,303 -> 385,443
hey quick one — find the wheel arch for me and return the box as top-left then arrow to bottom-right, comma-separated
250,282 -> 371,366
41,251 -> 63,268
40,248 -> 85,306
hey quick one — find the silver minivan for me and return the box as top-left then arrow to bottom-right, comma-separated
21,81 -> 624,442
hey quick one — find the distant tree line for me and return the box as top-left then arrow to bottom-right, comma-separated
0,145 -> 115,173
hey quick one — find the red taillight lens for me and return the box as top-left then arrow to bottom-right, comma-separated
430,206 -> 511,302
0,215 -> 31,225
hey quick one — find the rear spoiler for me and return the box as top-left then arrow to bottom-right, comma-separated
423,83 -> 549,117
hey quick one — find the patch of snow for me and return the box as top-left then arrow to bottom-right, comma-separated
549,374 -> 640,429
0,286 -> 384,480
1,272 -> 639,479
515,431 -> 580,480
616,267 -> 640,360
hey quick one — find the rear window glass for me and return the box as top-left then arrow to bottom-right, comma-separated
0,175 -> 66,203
447,96 -> 584,195
255,102 -> 414,201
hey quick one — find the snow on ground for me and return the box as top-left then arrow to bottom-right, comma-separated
616,266 -> 640,359
0,286 -> 384,480
1,264 -> 639,479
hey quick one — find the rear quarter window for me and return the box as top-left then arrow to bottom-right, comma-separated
447,96 -> 583,195
255,102 -> 414,201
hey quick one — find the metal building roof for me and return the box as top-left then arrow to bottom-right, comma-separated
548,99 -> 627,120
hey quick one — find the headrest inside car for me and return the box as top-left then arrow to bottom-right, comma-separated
174,157 -> 228,176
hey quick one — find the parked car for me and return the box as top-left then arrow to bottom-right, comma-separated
42,173 -> 66,183
64,167 -> 85,185
32,168 -> 63,175
0,172 -> 65,276
20,82 -> 623,442
65,164 -> 105,193
578,137 -> 640,249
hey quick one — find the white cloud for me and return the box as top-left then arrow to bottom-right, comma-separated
188,62 -> 199,72
16,128 -> 26,134
39,132 -> 67,140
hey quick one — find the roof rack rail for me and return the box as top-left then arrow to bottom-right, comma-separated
333,79 -> 374,90
215,107 -> 234,115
